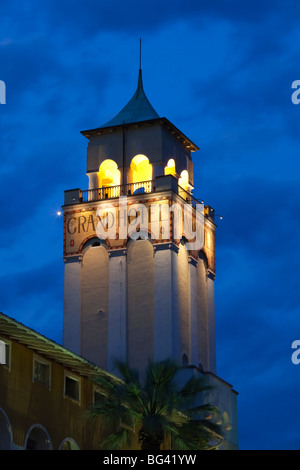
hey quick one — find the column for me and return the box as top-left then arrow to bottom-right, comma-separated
189,256 -> 199,366
88,172 -> 99,190
107,251 -> 127,372
62,256 -> 82,355
153,244 -> 180,362
207,271 -> 217,374
197,258 -> 209,371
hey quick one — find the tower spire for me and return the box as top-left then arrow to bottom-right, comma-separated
139,37 -> 142,71
97,40 -> 159,128
137,38 -> 143,92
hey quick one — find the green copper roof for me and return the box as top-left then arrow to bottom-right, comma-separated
99,69 -> 160,128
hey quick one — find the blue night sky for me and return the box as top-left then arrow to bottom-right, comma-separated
1,0 -> 300,450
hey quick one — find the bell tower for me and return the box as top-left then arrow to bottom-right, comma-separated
61,66 -> 239,449
62,68 -> 217,375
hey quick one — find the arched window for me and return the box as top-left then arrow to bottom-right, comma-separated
223,412 -> 232,431
164,158 -> 176,176
130,155 -> 152,191
59,438 -> 80,450
25,424 -> 53,450
0,408 -> 12,450
178,170 -> 189,191
98,159 -> 121,198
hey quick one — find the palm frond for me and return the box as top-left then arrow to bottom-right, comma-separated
114,360 -> 140,385
100,427 -> 135,450
88,360 -> 224,451
178,375 -> 213,401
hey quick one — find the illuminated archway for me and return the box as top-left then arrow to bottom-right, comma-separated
178,170 -> 189,191
98,159 -> 121,198
131,155 -> 152,184
164,158 -> 176,176
130,154 -> 152,193
99,159 -> 120,188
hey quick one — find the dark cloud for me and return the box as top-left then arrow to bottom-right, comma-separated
1,0 -> 298,42
210,175 -> 300,449
0,259 -> 63,342
214,177 -> 300,252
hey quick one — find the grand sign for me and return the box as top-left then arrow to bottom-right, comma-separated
63,197 -> 215,273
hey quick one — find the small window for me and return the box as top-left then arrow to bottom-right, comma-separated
33,356 -> 51,388
64,374 -> 80,403
0,339 -> 11,369
93,388 -> 103,407
182,353 -> 189,367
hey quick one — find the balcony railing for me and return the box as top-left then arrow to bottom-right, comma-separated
178,185 -> 204,209
81,180 -> 154,203
65,176 -> 210,217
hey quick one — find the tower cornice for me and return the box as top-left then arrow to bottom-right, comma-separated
80,117 -> 199,152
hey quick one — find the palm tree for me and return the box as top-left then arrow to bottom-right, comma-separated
88,359 -> 224,450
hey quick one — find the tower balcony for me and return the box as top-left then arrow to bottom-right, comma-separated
63,175 -> 216,223
81,179 -> 154,202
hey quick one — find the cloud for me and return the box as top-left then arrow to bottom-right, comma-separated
211,174 -> 300,449
1,0 -> 297,45
0,259 -> 64,342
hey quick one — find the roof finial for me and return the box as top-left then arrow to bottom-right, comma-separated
137,38 -> 143,92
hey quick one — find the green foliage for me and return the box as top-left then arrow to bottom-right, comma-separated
88,359 -> 224,451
